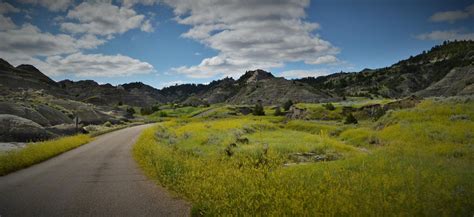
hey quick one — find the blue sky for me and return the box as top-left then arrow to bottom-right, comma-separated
0,0 -> 473,89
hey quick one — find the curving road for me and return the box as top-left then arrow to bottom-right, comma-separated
0,124 -> 190,217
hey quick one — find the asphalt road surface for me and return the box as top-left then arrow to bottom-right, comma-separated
0,124 -> 190,217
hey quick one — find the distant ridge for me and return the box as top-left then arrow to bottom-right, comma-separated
1,40 -> 473,106
296,40 -> 474,98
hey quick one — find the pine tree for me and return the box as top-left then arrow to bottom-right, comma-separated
323,103 -> 335,111
253,103 -> 265,116
344,113 -> 358,124
274,106 -> 283,116
283,100 -> 293,111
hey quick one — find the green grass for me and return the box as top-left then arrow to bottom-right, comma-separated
134,99 -> 474,216
0,134 -> 93,176
148,106 -> 215,119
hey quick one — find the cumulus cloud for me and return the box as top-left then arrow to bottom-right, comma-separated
0,2 -> 20,30
0,2 -> 20,14
279,69 -> 330,79
0,15 -> 16,30
172,55 -> 283,78
164,0 -> 339,78
0,24 -> 105,58
158,80 -> 186,88
140,19 -> 154,32
305,55 -> 338,65
429,4 -> 474,23
416,30 -> 474,41
0,23 -> 154,78
2,52 -> 154,78
60,1 -> 151,36
121,0 -> 159,8
17,0 -> 74,12
0,1 -> 156,78
42,53 -> 155,77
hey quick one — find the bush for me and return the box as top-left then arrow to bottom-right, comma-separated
126,107 -> 136,115
323,103 -> 336,111
253,103 -> 265,116
344,113 -> 358,124
152,105 -> 160,112
140,107 -> 154,115
117,101 -> 123,106
283,100 -> 293,111
103,121 -> 112,127
158,111 -> 168,117
274,106 -> 283,116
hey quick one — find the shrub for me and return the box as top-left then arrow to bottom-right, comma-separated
274,106 -> 283,116
140,107 -> 154,115
253,103 -> 265,116
152,105 -> 160,112
323,103 -> 336,111
103,121 -> 112,127
159,111 -> 168,117
344,113 -> 358,124
126,107 -> 135,115
283,100 -> 293,111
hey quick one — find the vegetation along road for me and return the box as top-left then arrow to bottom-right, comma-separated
0,124 -> 190,217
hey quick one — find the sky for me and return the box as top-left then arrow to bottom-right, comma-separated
0,0 -> 473,89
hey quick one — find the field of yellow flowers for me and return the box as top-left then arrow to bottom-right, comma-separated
134,98 -> 473,216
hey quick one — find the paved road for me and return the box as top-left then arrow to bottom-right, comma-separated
0,124 -> 190,217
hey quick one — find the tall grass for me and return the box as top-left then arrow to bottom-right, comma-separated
0,134 -> 92,175
134,99 -> 473,216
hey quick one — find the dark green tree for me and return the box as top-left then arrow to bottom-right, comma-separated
253,103 -> 265,116
140,107 -> 153,115
344,113 -> 358,124
274,106 -> 283,116
126,107 -> 135,116
283,100 -> 293,111
323,103 -> 336,111
151,105 -> 160,112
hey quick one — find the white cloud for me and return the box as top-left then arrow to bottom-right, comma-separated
305,55 -> 338,65
429,4 -> 474,23
60,2 -> 151,36
121,0 -> 159,8
0,2 -> 20,14
279,69 -> 330,79
158,80 -> 186,88
41,53 -> 155,77
0,2 -> 156,78
172,55 -> 282,78
164,0 -> 339,78
0,24 -> 105,58
140,19 -> 154,32
416,30 -> 474,41
17,0 -> 74,12
0,2 -> 20,30
2,49 -> 155,78
0,15 -> 16,30
0,23 -> 152,78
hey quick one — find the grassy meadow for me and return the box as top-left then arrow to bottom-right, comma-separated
0,134 -> 93,175
134,98 -> 474,216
